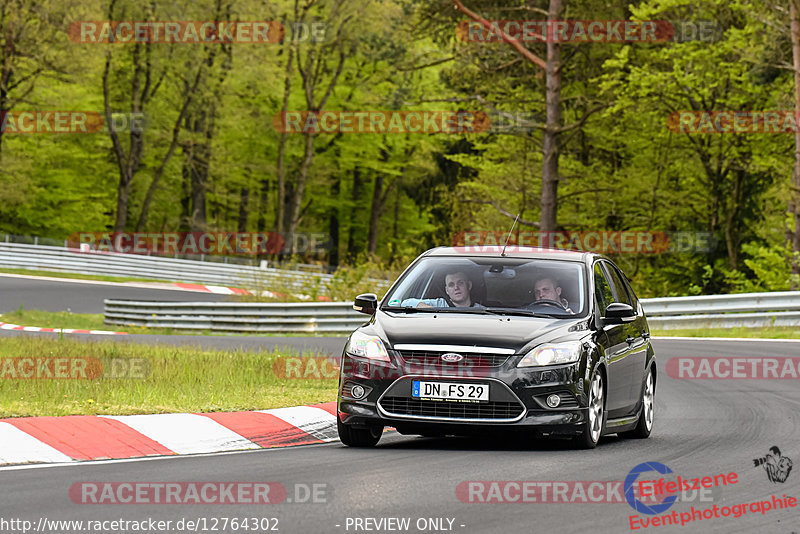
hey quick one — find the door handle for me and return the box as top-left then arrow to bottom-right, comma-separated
626,337 -> 636,344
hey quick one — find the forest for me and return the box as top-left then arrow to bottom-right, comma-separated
2,0 -> 800,297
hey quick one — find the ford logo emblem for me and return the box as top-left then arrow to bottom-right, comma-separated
441,353 -> 464,363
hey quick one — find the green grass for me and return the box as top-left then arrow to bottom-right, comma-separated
0,267 -> 174,284
652,326 -> 800,339
0,336 -> 338,417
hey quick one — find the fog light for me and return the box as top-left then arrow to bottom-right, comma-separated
546,394 -> 561,408
351,384 -> 366,399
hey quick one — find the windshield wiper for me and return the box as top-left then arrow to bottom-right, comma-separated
384,306 -> 492,314
382,306 -> 440,313
433,307 -> 494,314
483,307 -> 563,318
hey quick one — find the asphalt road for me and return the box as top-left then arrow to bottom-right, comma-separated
1,338 -> 798,534
0,274 -> 227,314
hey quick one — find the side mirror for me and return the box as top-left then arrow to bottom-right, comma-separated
353,293 -> 378,315
603,302 -> 635,324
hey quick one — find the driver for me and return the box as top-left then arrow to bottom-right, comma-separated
529,276 -> 573,313
401,271 -> 483,308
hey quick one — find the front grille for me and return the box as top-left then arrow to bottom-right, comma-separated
380,396 -> 524,420
397,351 -> 510,368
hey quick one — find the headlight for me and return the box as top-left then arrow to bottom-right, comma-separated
517,341 -> 582,367
346,331 -> 390,362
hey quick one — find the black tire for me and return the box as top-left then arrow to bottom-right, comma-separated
574,369 -> 605,449
337,417 -> 382,447
619,366 -> 654,439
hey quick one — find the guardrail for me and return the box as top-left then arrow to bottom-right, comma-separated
0,241 -> 331,291
103,292 -> 800,333
104,300 -> 366,333
0,234 -> 328,272
642,291 -> 800,330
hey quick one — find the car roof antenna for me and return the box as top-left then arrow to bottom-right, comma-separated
501,214 -> 520,257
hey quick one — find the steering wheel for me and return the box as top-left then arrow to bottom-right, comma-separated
529,299 -> 568,311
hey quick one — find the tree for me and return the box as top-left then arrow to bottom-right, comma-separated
600,0 -> 785,292
453,0 -> 562,232
103,0 -> 218,232
0,0 -> 70,161
170,0 -> 234,233
790,0 -> 800,287
283,1 -> 353,245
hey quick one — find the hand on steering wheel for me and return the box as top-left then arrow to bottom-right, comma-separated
529,299 -> 568,310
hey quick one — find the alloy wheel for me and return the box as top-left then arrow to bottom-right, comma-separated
643,371 -> 654,431
588,372 -> 604,444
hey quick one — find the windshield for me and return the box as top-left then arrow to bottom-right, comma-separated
382,256 -> 587,317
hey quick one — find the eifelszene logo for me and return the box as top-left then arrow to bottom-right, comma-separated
625,462 -> 678,515
624,461 -> 737,516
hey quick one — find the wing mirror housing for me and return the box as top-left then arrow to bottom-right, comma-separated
353,293 -> 378,315
602,302 -> 636,324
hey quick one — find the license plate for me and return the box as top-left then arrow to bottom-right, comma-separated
412,381 -> 489,402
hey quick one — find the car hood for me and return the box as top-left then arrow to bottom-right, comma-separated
370,310 -> 587,354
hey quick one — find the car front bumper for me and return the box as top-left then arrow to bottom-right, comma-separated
337,351 -> 590,436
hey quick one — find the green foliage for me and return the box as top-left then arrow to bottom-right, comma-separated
0,0 -> 798,296
734,243 -> 793,292
688,264 -> 717,296
324,258 -> 398,301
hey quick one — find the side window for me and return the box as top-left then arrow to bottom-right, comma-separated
593,263 -> 614,313
602,262 -> 632,306
616,267 -> 640,310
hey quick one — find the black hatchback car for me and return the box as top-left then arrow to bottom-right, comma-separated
336,246 -> 656,449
